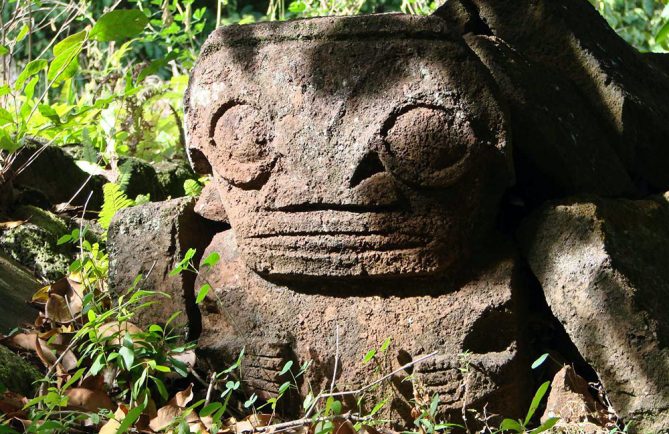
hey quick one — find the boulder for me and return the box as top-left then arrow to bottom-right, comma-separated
155,160 -> 196,199
437,0 -> 669,193
463,34 -> 634,202
0,253 -> 41,332
0,345 -> 41,396
0,206 -> 73,281
519,195 -> 669,431
107,198 -> 222,339
118,157 -> 165,202
193,183 -> 227,223
11,141 -> 104,209
541,365 -> 609,431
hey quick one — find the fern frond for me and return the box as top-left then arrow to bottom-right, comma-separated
99,182 -> 134,230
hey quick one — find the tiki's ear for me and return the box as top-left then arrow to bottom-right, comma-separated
186,145 -> 212,177
431,0 -> 492,36
194,183 -> 228,224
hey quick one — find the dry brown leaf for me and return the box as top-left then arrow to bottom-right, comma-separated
32,334 -> 53,368
200,415 -> 215,431
1,332 -> 78,370
248,414 -> 273,427
7,417 -> 31,431
66,387 -> 114,412
234,419 -> 255,434
0,220 -> 26,229
79,374 -> 105,391
38,329 -> 60,340
31,284 -> 50,304
35,275 -> 85,317
68,271 -> 84,284
332,419 -> 357,434
234,414 -> 275,434
64,278 -> 84,314
34,314 -> 46,328
98,321 -> 143,346
188,420 -> 210,433
171,349 -> 196,368
99,406 -> 127,434
172,383 -> 194,408
149,403 -> 182,432
0,390 -> 28,415
166,350 -> 197,380
149,384 -> 195,432
60,349 -> 78,371
2,332 -> 40,352
45,294 -> 74,324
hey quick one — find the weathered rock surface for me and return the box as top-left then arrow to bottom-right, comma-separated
118,158 -> 197,201
108,198 -> 221,339
196,231 -> 531,423
155,160 -> 196,199
437,0 -> 669,194
11,141 -> 104,209
463,34 -> 635,202
541,365 -> 608,431
118,157 -> 165,202
0,253 -> 41,332
0,345 -> 41,396
519,195 -> 669,431
193,182 -> 227,223
0,206 -> 72,281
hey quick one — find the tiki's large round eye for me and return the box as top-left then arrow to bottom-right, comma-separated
384,106 -> 475,187
210,104 -> 274,189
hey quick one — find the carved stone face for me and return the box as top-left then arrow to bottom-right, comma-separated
186,15 -> 512,280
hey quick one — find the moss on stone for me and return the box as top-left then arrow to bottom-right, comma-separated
13,205 -> 69,237
0,223 -> 71,281
0,345 -> 41,396
156,160 -> 195,199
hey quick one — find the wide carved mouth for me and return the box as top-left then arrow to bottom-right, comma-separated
244,232 -> 430,253
233,209 -> 434,237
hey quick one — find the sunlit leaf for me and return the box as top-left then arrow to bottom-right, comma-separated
362,349 -> 376,363
195,283 -> 211,304
16,25 -> 29,42
201,252 -> 221,268
48,31 -> 86,83
656,20 -> 669,44
119,345 -> 135,369
499,418 -> 523,432
116,403 -> 145,433
15,59 -> 47,90
91,10 -> 149,42
524,381 -> 551,426
531,353 -> 549,369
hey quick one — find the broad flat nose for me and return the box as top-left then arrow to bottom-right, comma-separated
267,150 -> 401,210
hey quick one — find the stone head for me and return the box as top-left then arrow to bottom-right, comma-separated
185,14 -> 513,280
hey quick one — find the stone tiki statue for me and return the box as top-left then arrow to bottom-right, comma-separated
184,14 -> 530,423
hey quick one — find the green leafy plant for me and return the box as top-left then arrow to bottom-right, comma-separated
498,381 -> 558,433
98,182 -> 135,230
497,353 -> 559,433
